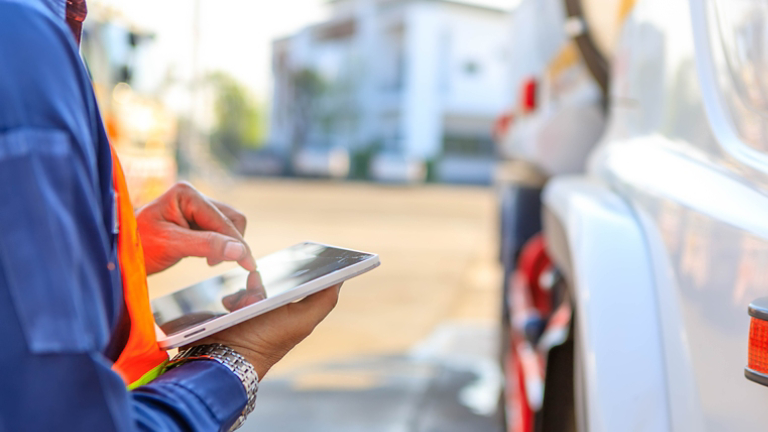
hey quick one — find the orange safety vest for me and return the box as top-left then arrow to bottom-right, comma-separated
109,146 -> 169,389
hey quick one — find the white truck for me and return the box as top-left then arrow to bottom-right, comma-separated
497,0 -> 768,430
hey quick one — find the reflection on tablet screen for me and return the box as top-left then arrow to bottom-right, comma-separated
152,244 -> 372,336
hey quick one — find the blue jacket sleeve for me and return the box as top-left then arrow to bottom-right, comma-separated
0,2 -> 247,431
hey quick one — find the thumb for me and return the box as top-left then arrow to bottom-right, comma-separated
289,284 -> 341,325
170,226 -> 254,269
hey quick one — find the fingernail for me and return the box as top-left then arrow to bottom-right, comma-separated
224,242 -> 246,260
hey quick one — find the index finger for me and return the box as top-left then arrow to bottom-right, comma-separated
177,187 -> 257,270
211,199 -> 247,236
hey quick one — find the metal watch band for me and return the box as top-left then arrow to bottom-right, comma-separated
165,344 -> 259,431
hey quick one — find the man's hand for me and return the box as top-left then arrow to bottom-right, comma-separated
136,182 -> 257,275
194,277 -> 342,379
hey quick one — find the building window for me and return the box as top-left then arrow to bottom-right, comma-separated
443,135 -> 495,157
381,24 -> 405,92
315,19 -> 357,41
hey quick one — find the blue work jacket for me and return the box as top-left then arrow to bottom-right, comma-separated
0,1 -> 247,430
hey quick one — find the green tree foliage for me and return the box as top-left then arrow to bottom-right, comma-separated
207,72 -> 265,165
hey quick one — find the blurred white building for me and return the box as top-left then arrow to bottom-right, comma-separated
269,0 -> 511,182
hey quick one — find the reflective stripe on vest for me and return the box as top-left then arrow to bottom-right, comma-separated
109,146 -> 169,387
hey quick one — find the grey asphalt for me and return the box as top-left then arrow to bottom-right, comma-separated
243,324 -> 505,432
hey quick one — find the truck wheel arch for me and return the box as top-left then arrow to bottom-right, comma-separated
542,177 -> 671,432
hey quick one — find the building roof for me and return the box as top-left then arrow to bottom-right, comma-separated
271,0 -> 508,44
326,0 -> 509,14
437,0 -> 508,13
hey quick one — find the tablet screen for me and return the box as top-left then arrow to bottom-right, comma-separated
151,243 -> 373,336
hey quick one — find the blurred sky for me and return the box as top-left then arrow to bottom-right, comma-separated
92,0 -> 518,101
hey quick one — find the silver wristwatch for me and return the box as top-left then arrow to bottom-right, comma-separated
165,344 -> 259,431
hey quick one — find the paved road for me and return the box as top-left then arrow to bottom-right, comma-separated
148,179 -> 504,432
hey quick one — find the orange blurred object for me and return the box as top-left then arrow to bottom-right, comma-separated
110,146 -> 169,386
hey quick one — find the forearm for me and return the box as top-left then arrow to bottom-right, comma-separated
131,361 -> 247,431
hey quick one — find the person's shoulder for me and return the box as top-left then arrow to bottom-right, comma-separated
0,0 -> 79,67
0,0 -> 96,136
0,0 -> 70,40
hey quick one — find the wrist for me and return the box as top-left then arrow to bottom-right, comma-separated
211,343 -> 281,379
190,335 -> 288,380
166,344 -> 259,431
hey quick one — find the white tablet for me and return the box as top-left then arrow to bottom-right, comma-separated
151,242 -> 380,349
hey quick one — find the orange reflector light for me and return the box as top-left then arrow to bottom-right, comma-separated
748,319 -> 768,373
746,298 -> 768,386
